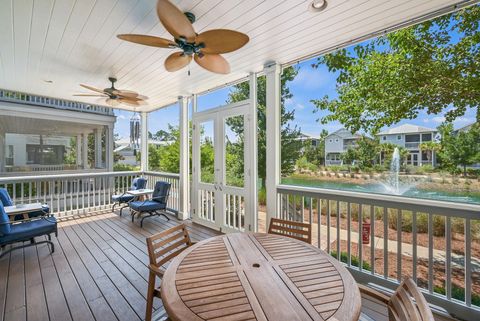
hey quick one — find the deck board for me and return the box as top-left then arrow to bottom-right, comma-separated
0,210 -> 404,321
0,211 -> 221,321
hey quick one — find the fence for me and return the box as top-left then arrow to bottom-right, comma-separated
0,171 -> 180,218
277,184 -> 480,320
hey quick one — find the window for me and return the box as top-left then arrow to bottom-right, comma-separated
383,136 -> 386,140
5,145 -> 13,166
397,135 -> 401,140
405,134 -> 420,142
422,133 -> 432,141
329,139 -> 332,142
335,139 -> 338,142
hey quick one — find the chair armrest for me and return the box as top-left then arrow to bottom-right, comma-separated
151,195 -> 168,202
358,284 -> 390,304
149,264 -> 165,278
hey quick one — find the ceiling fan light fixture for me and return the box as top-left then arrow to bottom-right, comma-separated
309,0 -> 327,12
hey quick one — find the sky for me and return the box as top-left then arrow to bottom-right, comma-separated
114,42 -> 477,140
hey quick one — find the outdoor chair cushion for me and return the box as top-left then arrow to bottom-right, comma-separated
129,200 -> 167,212
111,194 -> 135,203
111,177 -> 147,204
132,177 -> 147,190
0,203 -> 11,236
0,217 -> 57,245
152,182 -> 170,205
0,188 -> 13,206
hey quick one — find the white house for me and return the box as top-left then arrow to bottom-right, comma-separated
377,124 -> 438,166
115,137 -> 173,167
324,128 -> 362,166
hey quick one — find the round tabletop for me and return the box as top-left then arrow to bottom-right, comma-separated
161,233 -> 361,321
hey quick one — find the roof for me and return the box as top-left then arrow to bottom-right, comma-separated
114,137 -> 173,152
455,122 -> 477,133
326,128 -> 362,140
0,1 -> 461,112
377,124 -> 436,135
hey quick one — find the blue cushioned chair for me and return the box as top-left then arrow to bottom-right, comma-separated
0,202 -> 57,258
0,188 -> 50,221
111,177 -> 147,216
129,181 -> 171,227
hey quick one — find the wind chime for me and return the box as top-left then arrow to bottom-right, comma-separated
130,112 -> 141,155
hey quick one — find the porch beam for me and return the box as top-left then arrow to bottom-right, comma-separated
76,134 -> 82,168
248,72 -> 258,232
140,112 -> 148,172
94,127 -> 103,168
106,125 -> 114,171
265,62 -> 282,230
82,132 -> 89,169
178,96 -> 189,220
0,131 -> 5,172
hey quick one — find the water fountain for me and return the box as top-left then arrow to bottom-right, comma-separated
379,147 -> 411,195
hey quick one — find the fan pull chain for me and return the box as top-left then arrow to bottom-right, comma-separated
188,63 -> 191,76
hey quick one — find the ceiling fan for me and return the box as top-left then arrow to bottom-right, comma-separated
116,0 -> 249,74
74,77 -> 148,107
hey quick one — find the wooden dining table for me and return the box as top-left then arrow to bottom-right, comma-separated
161,232 -> 361,321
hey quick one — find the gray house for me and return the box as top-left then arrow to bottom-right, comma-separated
324,128 -> 362,166
377,124 -> 438,166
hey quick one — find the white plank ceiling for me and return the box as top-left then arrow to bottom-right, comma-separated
0,0 -> 474,112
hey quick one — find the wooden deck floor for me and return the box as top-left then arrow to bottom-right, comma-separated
0,210 -> 452,321
0,211 -> 220,321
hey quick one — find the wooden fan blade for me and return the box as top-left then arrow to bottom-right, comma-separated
117,34 -> 176,48
73,94 -> 107,97
106,98 -> 120,107
80,84 -> 105,94
196,29 -> 249,54
112,89 -> 139,98
194,53 -> 230,74
165,52 -> 192,72
157,0 -> 196,42
118,97 -> 146,106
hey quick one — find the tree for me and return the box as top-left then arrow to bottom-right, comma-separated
438,123 -> 480,176
226,66 -> 303,188
379,142 -> 408,168
340,148 -> 357,166
303,129 -> 329,165
311,6 -> 480,134
419,141 -> 441,165
354,137 -> 380,170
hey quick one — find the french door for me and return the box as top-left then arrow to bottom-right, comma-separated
192,101 -> 255,233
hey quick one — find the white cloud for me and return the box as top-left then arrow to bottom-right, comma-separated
431,116 -> 446,124
117,114 -> 126,120
295,103 -> 305,110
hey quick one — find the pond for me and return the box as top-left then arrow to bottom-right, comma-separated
281,176 -> 480,205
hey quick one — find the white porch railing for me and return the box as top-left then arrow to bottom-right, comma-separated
277,184 -> 480,320
0,171 -> 180,218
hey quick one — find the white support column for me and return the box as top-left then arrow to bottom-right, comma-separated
140,112 -> 149,172
0,131 -> 5,172
248,72 -> 258,232
178,96 -> 190,220
191,94 -> 197,220
94,127 -> 103,168
82,132 -> 89,169
76,134 -> 82,167
106,125 -> 114,172
265,62 -> 282,230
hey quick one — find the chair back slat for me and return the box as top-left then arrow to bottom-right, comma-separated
268,218 -> 312,243
146,224 -> 192,273
388,278 -> 434,321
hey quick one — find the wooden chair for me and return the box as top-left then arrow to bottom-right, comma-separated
268,218 -> 312,243
145,224 -> 194,321
359,278 -> 434,321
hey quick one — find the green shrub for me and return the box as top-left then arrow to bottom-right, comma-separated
330,251 -> 371,271
434,284 -> 480,307
113,163 -> 139,171
258,187 -> 266,205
